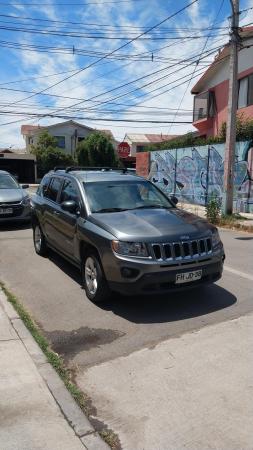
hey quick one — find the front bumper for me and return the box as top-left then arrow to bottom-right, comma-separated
108,259 -> 224,295
0,204 -> 31,223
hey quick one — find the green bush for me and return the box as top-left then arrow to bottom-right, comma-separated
148,132 -> 222,152
76,132 -> 118,167
205,196 -> 221,224
31,131 -> 74,176
220,113 -> 253,141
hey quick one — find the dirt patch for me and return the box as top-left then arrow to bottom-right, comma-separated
44,326 -> 124,360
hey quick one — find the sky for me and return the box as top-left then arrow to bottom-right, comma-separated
0,0 -> 252,149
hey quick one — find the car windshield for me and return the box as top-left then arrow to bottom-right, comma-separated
0,174 -> 19,189
84,180 -> 174,213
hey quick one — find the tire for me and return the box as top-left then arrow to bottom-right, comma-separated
33,223 -> 48,256
82,251 -> 110,303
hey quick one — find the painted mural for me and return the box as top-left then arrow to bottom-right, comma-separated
149,141 -> 253,213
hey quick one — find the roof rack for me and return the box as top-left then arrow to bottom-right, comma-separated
53,166 -> 68,172
65,166 -> 128,173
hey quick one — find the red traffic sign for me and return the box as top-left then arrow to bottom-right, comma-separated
117,142 -> 130,158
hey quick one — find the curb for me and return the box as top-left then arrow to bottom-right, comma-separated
0,289 -> 110,450
218,223 -> 253,233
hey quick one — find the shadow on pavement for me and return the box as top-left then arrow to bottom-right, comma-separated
100,284 -> 237,324
47,249 -> 237,325
0,221 -> 31,232
235,236 -> 253,240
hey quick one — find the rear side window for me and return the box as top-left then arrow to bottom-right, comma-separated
45,177 -> 62,202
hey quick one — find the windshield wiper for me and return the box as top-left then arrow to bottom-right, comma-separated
93,207 -> 128,213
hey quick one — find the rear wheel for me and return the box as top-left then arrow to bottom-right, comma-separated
82,251 -> 110,303
33,223 -> 48,256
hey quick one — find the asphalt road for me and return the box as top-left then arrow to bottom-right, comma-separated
0,224 -> 253,369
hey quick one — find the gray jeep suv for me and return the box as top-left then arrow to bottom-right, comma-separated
31,167 -> 225,302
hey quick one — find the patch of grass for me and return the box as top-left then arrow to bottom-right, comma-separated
100,429 -> 121,450
0,282 -> 120,448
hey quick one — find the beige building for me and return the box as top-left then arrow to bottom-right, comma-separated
21,120 -> 115,156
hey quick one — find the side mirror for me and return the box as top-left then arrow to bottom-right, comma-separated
21,184 -> 29,189
61,200 -> 78,214
170,195 -> 178,205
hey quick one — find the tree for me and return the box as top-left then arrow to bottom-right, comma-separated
31,131 -> 74,176
76,132 -> 118,167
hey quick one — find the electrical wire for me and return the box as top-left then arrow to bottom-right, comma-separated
167,0 -> 225,133
1,0 -> 199,112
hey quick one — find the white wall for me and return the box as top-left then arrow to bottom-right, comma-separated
199,37 -> 253,91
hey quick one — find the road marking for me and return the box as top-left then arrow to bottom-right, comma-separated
224,265 -> 253,281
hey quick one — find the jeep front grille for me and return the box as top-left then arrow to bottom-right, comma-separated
151,238 -> 212,261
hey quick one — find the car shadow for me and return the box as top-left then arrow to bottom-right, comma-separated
100,284 -> 237,324
47,249 -> 237,325
0,221 -> 31,231
235,236 -> 253,240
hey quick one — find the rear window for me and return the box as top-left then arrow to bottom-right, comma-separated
0,173 -> 19,189
37,176 -> 50,197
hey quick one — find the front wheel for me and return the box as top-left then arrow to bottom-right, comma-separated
33,223 -> 48,256
82,252 -> 110,303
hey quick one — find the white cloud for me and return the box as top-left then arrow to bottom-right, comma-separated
0,0 -> 236,145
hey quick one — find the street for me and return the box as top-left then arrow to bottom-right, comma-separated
0,226 -> 252,366
0,225 -> 253,448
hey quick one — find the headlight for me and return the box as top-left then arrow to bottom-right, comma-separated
112,240 -> 149,257
212,229 -> 221,248
21,196 -> 31,206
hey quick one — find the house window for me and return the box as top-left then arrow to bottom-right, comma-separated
136,145 -> 145,152
238,74 -> 253,108
55,136 -> 66,149
28,137 -> 33,145
77,137 -> 85,143
193,91 -> 216,122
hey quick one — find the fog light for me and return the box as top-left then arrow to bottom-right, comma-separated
121,267 -> 140,279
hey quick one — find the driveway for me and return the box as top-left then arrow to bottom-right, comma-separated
0,225 -> 252,448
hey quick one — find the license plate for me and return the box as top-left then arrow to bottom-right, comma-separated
0,208 -> 13,215
175,269 -> 202,284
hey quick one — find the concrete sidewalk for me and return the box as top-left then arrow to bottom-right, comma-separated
78,313 -> 253,450
0,289 -> 109,450
178,201 -> 253,230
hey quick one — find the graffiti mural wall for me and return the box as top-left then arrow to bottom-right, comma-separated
148,141 -> 253,213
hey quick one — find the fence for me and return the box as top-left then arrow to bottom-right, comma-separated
139,141 -> 253,213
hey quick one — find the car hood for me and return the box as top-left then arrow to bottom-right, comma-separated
0,188 -> 26,203
89,207 -> 214,241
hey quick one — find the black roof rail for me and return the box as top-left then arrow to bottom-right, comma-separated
53,166 -> 67,172
65,166 -> 128,173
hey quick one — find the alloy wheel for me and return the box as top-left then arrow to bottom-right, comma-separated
85,256 -> 98,295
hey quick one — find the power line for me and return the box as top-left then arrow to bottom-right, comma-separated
0,13 -> 229,30
167,0 -> 225,133
0,42 -> 228,121
55,42 -> 225,115
2,0 -> 199,110
0,0 -> 145,5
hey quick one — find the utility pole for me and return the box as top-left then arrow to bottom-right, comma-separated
223,0 -> 240,215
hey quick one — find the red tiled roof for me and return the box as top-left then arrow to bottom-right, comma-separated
21,125 -> 44,135
145,134 -> 179,143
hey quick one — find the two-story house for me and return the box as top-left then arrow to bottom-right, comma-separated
21,120 -> 115,155
191,27 -> 253,137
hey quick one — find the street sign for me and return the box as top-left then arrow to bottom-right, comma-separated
117,142 -> 130,158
